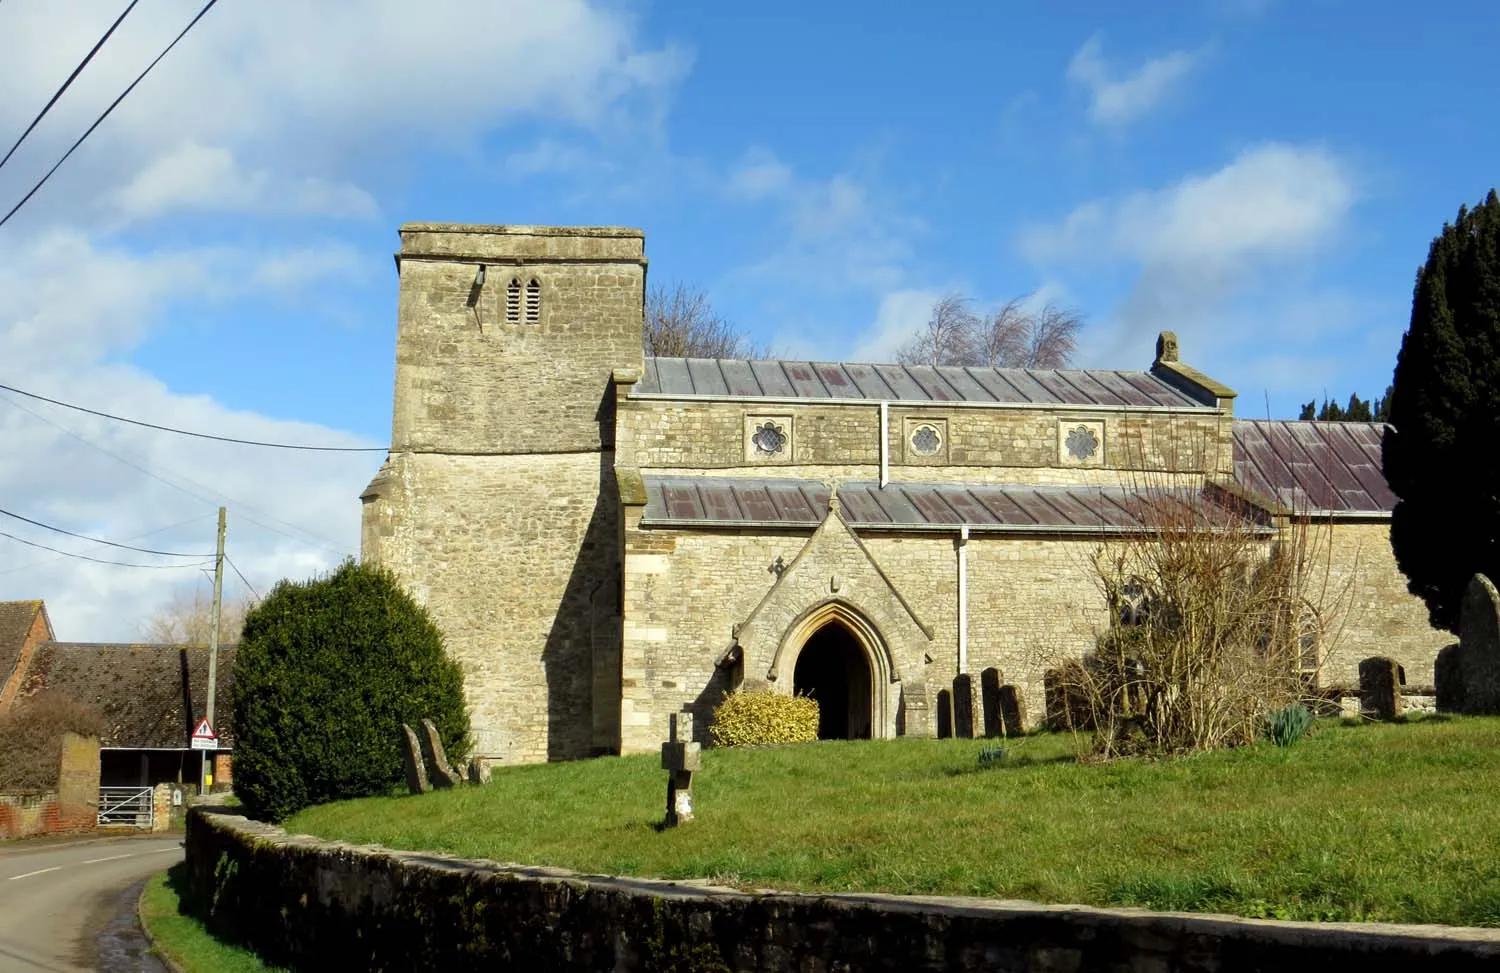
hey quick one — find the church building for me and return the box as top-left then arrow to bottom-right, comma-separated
359,224 -> 1448,763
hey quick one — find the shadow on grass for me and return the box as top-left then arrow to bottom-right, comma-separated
942,752 -> 1078,777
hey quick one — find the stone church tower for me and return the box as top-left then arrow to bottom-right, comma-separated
361,224 -> 646,762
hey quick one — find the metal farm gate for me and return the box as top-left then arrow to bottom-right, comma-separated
98,786 -> 153,828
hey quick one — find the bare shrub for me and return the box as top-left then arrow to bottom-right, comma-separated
1055,485 -> 1340,758
0,693 -> 103,793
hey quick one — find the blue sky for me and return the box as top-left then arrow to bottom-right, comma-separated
0,0 -> 1494,637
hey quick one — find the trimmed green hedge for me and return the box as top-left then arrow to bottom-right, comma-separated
231,560 -> 469,821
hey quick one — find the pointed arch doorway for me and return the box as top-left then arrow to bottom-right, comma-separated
794,622 -> 873,739
776,602 -> 893,740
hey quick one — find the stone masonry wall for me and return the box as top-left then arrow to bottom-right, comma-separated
186,809 -> 1500,972
365,451 -> 620,764
617,398 -> 1232,477
367,224 -> 645,763
1314,520 -> 1449,687
619,513 -> 1113,751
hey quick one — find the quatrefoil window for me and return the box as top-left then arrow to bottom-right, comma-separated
910,423 -> 942,456
1065,425 -> 1100,461
752,421 -> 787,456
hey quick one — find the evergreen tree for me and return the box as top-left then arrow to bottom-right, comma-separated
1385,190 -> 1500,632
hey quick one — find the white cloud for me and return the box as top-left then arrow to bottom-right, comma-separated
1066,36 -> 1204,127
847,289 -> 945,363
109,143 -> 377,222
1018,143 -> 1358,381
0,0 -> 689,225
726,147 -> 795,201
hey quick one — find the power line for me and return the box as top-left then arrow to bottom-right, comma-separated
0,0 -> 222,230
0,0 -> 141,175
0,389 -> 349,554
0,527 -> 213,570
0,512 -> 213,578
225,554 -> 261,602
0,504 -> 211,557
0,381 -> 387,452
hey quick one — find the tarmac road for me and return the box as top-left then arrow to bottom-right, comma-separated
0,834 -> 182,972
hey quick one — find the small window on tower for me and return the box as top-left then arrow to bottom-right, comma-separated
506,278 -> 521,323
525,278 -> 542,322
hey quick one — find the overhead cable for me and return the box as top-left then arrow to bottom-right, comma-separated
0,392 -> 351,555
0,0 -> 222,230
225,554 -> 262,602
0,527 -> 213,570
0,0 -> 142,174
0,381 -> 387,452
0,504 -> 211,557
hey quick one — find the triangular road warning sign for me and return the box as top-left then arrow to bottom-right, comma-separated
192,718 -> 216,740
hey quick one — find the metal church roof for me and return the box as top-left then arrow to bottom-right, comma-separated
1231,420 -> 1396,516
635,357 -> 1211,409
641,476 -> 1268,534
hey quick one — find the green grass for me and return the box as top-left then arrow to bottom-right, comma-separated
286,716 -> 1500,927
139,865 -> 284,973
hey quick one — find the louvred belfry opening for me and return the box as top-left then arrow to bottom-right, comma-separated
525,278 -> 541,322
505,278 -> 521,322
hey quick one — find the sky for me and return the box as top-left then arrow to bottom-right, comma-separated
0,0 -> 1494,640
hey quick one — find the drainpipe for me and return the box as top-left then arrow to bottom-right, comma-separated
957,524 -> 970,675
879,401 -> 889,488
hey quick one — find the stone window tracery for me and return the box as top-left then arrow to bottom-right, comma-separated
910,423 -> 942,456
1057,419 -> 1105,467
744,415 -> 794,462
1065,425 -> 1099,461
752,421 -> 787,456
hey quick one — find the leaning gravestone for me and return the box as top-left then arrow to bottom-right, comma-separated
997,684 -> 1027,738
400,724 -> 430,795
419,718 -> 464,789
951,674 -> 976,739
1459,573 -> 1500,714
1435,644 -> 1464,713
980,667 -> 1003,738
1358,657 -> 1402,720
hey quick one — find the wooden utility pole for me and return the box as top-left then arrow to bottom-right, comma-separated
202,507 -> 226,793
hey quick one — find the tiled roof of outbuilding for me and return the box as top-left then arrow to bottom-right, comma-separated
635,358 -> 1211,409
641,476 -> 1270,535
1231,420 -> 1396,516
19,642 -> 235,749
0,600 -> 48,692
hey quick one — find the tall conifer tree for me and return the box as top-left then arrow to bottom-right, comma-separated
1385,190 -> 1500,632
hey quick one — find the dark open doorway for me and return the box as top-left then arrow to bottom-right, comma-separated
792,622 -> 873,739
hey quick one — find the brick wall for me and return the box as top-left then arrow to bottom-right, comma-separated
0,732 -> 98,839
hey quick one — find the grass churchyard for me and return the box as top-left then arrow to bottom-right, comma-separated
287,715 -> 1500,928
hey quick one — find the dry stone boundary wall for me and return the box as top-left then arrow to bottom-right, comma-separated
186,809 -> 1500,972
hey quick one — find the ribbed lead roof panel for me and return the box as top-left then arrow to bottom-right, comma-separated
640,477 -> 1255,532
1231,420 -> 1395,515
635,358 -> 1208,408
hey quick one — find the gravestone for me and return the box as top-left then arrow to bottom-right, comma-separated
400,724 -> 430,795
420,718 -> 464,789
1358,657 -> 1402,720
935,689 -> 953,739
952,675 -> 976,739
467,757 -> 494,785
998,685 -> 1027,738
980,667 -> 1003,738
1460,573 -> 1500,714
661,712 -> 700,827
1435,643 -> 1464,713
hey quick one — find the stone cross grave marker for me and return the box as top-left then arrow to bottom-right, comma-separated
660,712 -> 700,827
400,723 -> 430,795
420,718 -> 464,789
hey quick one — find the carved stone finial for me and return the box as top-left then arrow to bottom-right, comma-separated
1156,331 -> 1180,363
827,482 -> 841,513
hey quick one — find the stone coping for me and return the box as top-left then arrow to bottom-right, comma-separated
189,808 -> 1500,969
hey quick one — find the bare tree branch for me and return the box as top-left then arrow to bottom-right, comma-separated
894,293 -> 1084,368
894,293 -> 979,366
141,588 -> 253,645
644,282 -> 764,359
